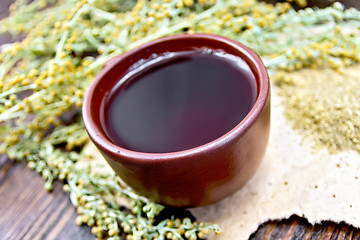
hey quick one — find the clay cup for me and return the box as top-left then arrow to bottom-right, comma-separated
82,34 -> 271,207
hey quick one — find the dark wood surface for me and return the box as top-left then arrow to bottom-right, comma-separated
0,156 -> 94,240
1,0 -> 360,240
2,156 -> 360,240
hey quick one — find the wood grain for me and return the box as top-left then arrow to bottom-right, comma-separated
2,155 -> 360,240
0,156 -> 95,240
250,216 -> 360,240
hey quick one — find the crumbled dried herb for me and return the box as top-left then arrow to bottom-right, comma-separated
273,65 -> 360,153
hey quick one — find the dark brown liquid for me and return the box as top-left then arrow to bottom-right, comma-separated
103,50 -> 257,153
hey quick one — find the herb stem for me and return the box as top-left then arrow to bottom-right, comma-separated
55,4 -> 89,60
0,84 -> 36,99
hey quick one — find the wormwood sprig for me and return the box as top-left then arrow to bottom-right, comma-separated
1,0 -> 360,239
5,118 -> 221,239
66,157 -> 220,240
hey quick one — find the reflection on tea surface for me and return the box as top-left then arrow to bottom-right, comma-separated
103,50 -> 257,153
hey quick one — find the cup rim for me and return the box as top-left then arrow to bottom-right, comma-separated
82,33 -> 269,163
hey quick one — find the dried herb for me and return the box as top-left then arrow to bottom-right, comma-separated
273,66 -> 360,153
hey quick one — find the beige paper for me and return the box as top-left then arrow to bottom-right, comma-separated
192,86 -> 360,239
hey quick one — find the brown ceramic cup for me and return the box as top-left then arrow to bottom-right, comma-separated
82,34 -> 270,207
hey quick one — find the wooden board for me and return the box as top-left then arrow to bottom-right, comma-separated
0,156 -> 95,240
1,156 -> 360,239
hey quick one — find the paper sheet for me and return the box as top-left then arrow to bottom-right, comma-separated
192,86 -> 360,239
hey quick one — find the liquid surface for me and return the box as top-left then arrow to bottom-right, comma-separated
103,50 -> 257,153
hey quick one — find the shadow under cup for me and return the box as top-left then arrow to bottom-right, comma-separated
82,34 -> 271,208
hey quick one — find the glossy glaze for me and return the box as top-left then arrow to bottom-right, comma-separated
83,34 -> 271,207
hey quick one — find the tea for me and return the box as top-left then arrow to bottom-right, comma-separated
102,50 -> 257,153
